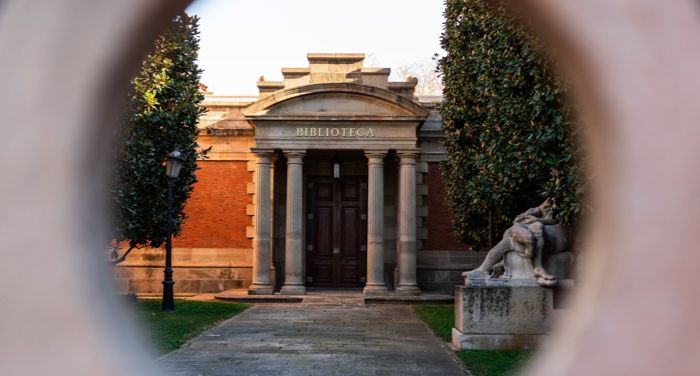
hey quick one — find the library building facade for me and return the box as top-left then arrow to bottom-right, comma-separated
115,53 -> 482,296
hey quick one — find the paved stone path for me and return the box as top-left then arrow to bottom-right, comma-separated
160,294 -> 467,375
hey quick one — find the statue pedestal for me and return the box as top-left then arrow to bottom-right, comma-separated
452,278 -> 552,350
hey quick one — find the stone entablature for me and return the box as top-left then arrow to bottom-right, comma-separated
243,82 -> 429,152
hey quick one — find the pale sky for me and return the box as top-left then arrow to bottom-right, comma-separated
186,0 -> 445,95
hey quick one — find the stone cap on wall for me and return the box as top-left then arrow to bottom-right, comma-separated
256,52 -> 419,99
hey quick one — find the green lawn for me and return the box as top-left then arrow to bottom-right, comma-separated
457,349 -> 532,376
414,304 -> 455,341
135,299 -> 249,354
414,305 -> 533,376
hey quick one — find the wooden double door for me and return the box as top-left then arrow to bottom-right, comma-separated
306,176 -> 367,288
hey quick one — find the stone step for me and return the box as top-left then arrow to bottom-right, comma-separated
213,288 -> 454,305
215,289 -> 304,303
302,294 -> 366,307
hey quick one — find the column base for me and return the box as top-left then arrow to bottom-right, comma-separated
280,284 -> 306,295
396,285 -> 421,296
363,284 -> 388,296
247,284 -> 274,295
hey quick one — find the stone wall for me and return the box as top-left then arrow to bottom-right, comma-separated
422,163 -> 470,251
113,247 -> 252,294
174,160 -> 253,249
116,159 -> 255,294
417,250 -> 485,294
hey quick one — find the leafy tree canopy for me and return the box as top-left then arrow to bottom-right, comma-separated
438,0 -> 585,246
110,13 -> 205,262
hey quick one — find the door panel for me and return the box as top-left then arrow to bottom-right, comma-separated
341,265 -> 359,284
312,205 -> 334,286
341,207 -> 359,259
340,206 -> 361,287
316,182 -> 333,201
342,182 -> 359,200
307,176 -> 366,288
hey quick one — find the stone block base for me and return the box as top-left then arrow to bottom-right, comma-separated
112,247 -> 253,294
452,328 -> 544,350
453,279 -> 553,350
396,285 -> 421,296
247,284 -> 274,295
114,276 -> 246,294
363,285 -> 388,296
280,285 -> 306,295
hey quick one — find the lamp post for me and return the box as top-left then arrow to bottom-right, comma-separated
162,148 -> 185,312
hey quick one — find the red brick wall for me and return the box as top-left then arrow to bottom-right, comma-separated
423,163 -> 470,251
174,160 -> 252,248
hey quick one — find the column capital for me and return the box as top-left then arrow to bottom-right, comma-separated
283,149 -> 306,162
397,149 -> 421,158
364,150 -> 387,162
397,149 -> 420,165
365,150 -> 387,158
250,148 -> 274,157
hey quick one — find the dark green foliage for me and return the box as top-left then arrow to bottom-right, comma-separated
438,0 -> 584,246
414,305 -> 454,341
111,13 -> 205,256
136,299 -> 248,354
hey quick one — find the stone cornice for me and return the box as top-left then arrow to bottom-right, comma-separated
361,68 -> 391,75
281,68 -> 311,76
206,128 -> 255,137
307,53 -> 365,62
248,115 -> 427,123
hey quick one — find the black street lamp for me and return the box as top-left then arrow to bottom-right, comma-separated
162,148 -> 185,312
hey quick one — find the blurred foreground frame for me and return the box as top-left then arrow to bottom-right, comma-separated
1,0 -> 700,375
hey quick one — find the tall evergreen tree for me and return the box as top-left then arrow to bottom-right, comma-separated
110,13 -> 205,263
438,0 -> 585,247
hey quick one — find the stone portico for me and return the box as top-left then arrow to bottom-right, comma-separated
115,53 -> 478,296
245,54 -> 430,296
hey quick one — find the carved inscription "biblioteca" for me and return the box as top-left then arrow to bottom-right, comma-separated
295,127 -> 375,137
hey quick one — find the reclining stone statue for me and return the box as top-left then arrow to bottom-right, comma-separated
464,198 -> 576,287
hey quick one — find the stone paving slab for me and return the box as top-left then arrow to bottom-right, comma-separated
159,297 -> 467,375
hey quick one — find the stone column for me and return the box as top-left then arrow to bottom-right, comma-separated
248,149 -> 273,295
281,150 -> 306,295
268,155 -> 277,291
364,151 -> 388,295
397,151 -> 421,295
